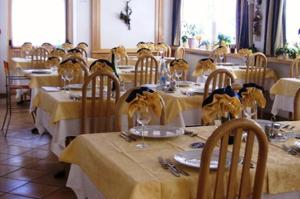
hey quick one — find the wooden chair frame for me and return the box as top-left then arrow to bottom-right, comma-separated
134,55 -> 159,86
246,52 -> 267,88
290,57 -> 300,78
294,88 -> 300,121
197,118 -> 268,199
203,69 -> 235,100
115,87 -> 166,131
81,71 -> 120,134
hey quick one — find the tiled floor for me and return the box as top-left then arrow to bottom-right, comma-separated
0,98 -> 76,199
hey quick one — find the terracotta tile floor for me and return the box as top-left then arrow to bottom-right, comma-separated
0,98 -> 76,198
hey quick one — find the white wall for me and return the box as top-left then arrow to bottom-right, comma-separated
100,0 -> 156,48
73,0 -> 91,51
0,0 -> 8,93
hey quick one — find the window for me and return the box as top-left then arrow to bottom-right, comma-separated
285,0 -> 300,45
11,0 -> 66,47
181,0 -> 236,46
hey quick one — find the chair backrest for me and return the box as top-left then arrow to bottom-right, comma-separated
246,52 -> 267,87
137,48 -> 152,58
76,47 -> 88,59
46,56 -> 61,68
58,57 -> 88,84
41,43 -> 54,53
294,88 -> 300,121
77,42 -> 88,51
197,118 -> 268,199
175,47 -> 185,59
61,42 -> 74,51
210,46 -> 228,63
66,48 -> 84,59
203,69 -> 235,100
115,87 -> 166,131
89,59 -> 116,75
31,47 -> 49,68
155,43 -> 172,57
20,42 -> 33,58
134,55 -> 159,86
81,71 -> 120,134
290,57 -> 300,78
50,48 -> 66,59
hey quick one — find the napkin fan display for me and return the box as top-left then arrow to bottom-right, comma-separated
169,59 -> 189,74
192,58 -> 216,76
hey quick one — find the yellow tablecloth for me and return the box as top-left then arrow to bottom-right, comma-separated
32,86 -> 203,125
218,66 -> 278,81
60,121 -> 300,199
270,78 -> 300,97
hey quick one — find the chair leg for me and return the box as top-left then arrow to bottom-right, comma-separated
4,92 -> 12,137
1,92 -> 9,131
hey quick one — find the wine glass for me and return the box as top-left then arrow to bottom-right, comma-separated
219,55 -> 224,63
136,107 -> 152,149
243,102 -> 257,119
64,70 -> 74,93
175,69 -> 183,81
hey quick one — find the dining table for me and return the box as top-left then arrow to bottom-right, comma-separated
59,120 -> 300,199
270,78 -> 300,116
32,83 -> 204,156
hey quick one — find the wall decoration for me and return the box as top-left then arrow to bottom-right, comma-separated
253,0 -> 262,36
120,0 -> 132,30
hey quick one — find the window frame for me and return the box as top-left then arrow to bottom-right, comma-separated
8,0 -> 73,48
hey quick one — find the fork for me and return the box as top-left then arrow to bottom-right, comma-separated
282,144 -> 297,155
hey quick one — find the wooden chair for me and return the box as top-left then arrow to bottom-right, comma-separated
50,48 -> 66,59
20,42 -> 33,58
46,56 -> 61,68
58,57 -> 88,85
246,52 -> 267,88
290,57 -> 300,78
210,46 -> 228,63
197,118 -> 268,199
77,42 -> 88,51
1,61 -> 30,136
61,42 -> 74,51
137,48 -> 152,58
31,47 -> 49,68
66,48 -> 84,59
134,55 -> 159,86
115,87 -> 166,131
155,43 -> 172,57
76,47 -> 88,60
175,47 -> 185,59
89,59 -> 116,75
203,69 -> 235,100
41,42 -> 54,53
294,88 -> 300,121
81,71 -> 120,134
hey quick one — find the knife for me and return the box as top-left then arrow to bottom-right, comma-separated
119,133 -> 131,142
158,157 -> 180,177
166,158 -> 189,176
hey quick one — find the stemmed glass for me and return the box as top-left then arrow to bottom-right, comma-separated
64,70 -> 74,93
175,69 -> 183,81
243,102 -> 257,119
136,107 -> 152,149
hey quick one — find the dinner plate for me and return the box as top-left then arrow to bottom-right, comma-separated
66,83 -> 83,90
176,81 -> 194,87
42,86 -> 61,92
117,65 -> 134,70
174,149 -> 231,169
129,125 -> 184,138
256,119 -> 281,129
216,62 -> 237,66
30,69 -> 52,74
186,87 -> 205,95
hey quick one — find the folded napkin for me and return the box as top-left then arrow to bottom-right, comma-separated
90,59 -> 119,79
111,45 -> 127,57
192,58 -> 216,76
238,83 -> 266,108
58,59 -> 82,76
202,86 -> 242,124
137,48 -> 152,57
214,46 -> 228,55
169,59 -> 189,73
126,87 -> 162,118
238,48 -> 253,57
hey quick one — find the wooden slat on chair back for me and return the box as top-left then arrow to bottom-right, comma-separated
115,87 -> 166,131
246,52 -> 267,87
81,71 -> 120,134
290,58 -> 300,78
31,47 -> 49,68
197,118 -> 268,199
134,55 -> 159,86
203,69 -> 235,100
175,47 -> 185,59
77,42 -> 88,51
294,88 -> 300,121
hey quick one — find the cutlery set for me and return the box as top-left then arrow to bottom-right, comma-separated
158,156 -> 189,177
119,131 -> 137,142
282,144 -> 300,156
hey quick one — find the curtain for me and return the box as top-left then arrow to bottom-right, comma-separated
236,0 -> 250,49
171,0 -> 182,46
264,0 -> 286,55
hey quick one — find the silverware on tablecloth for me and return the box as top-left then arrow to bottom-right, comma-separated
121,131 -> 137,141
282,144 -> 298,155
158,157 -> 180,177
166,158 -> 189,176
119,133 -> 131,142
184,130 -> 197,137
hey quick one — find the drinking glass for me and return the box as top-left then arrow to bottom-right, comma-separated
243,102 -> 257,119
136,107 -> 152,149
64,70 -> 74,93
175,69 -> 183,81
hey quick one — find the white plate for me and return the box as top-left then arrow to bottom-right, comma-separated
177,81 -> 194,87
216,62 -> 237,66
42,86 -> 60,92
294,141 -> 300,148
117,65 -> 134,69
174,149 -> 231,169
186,87 -> 204,95
66,84 -> 83,90
30,69 -> 52,74
129,125 -> 184,138
256,119 -> 281,128
141,84 -> 157,90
